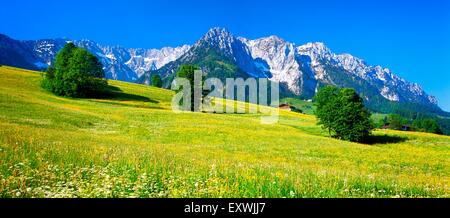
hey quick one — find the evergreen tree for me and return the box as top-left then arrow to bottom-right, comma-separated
151,74 -> 162,88
175,65 -> 208,111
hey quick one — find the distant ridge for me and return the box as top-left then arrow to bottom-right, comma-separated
0,29 -> 445,115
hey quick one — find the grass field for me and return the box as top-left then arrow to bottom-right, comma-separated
0,66 -> 449,198
280,97 -> 315,115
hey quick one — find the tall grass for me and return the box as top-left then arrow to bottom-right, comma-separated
0,66 -> 449,198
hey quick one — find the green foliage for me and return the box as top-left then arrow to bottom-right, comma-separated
371,113 -> 388,128
1,66 -> 450,198
314,86 -> 339,135
436,118 -> 450,135
314,86 -> 373,142
280,98 -> 315,115
175,65 -> 209,111
150,74 -> 162,88
392,109 -> 450,135
41,43 -> 107,97
151,43 -> 248,88
383,112 -> 444,135
193,48 -> 244,80
387,114 -> 408,130
319,65 -> 450,135
321,65 -> 447,118
289,106 -> 303,113
413,118 -> 443,134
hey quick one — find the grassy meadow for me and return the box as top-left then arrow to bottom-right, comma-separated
0,66 -> 449,198
280,97 -> 315,115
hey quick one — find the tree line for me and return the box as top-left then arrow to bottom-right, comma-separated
41,43 -> 445,142
376,114 -> 443,134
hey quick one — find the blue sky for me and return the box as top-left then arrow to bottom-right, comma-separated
1,0 -> 449,110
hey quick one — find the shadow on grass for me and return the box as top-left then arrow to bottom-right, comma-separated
364,134 -> 408,145
287,124 -> 408,145
98,85 -> 159,103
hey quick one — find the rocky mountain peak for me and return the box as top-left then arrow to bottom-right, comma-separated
0,30 -> 441,112
196,27 -> 237,55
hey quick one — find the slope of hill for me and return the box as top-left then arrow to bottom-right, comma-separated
1,30 -> 445,117
280,98 -> 315,115
0,66 -> 449,198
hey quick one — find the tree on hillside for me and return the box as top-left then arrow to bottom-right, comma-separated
387,114 -> 407,130
313,86 -> 340,136
42,43 -> 107,97
174,65 -> 209,111
375,116 -> 389,128
151,74 -> 162,88
413,118 -> 443,134
314,86 -> 373,142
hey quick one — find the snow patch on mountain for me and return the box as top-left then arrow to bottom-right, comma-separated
241,35 -> 302,94
242,36 -> 437,106
25,38 -> 191,81
381,86 -> 400,101
0,30 -> 439,109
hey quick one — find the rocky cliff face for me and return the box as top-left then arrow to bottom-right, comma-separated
242,35 -> 437,107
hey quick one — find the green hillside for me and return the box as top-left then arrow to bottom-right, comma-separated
0,66 -> 449,198
280,98 -> 315,115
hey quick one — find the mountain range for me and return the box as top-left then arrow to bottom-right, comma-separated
0,33 -> 190,81
0,28 -> 445,115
